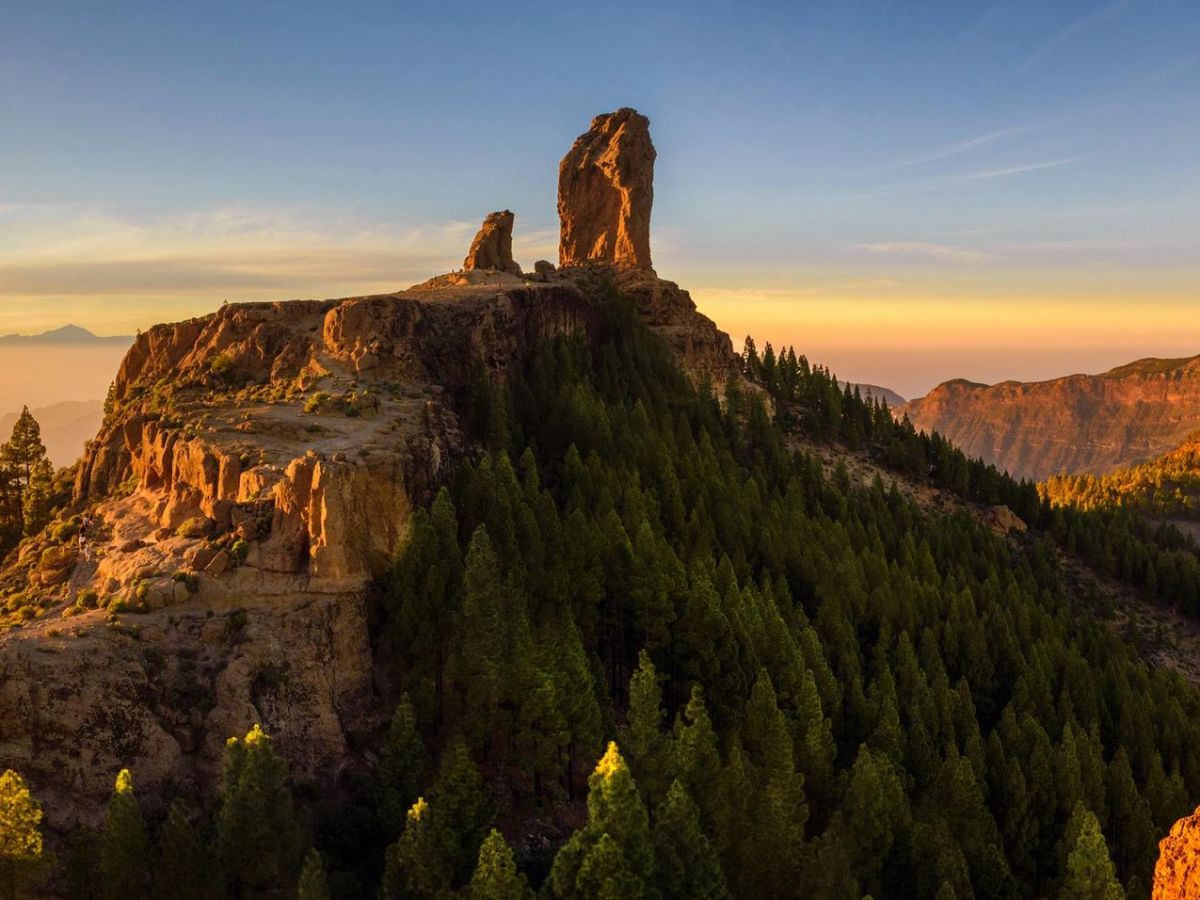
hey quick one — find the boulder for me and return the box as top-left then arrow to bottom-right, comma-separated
463,210 -> 521,274
534,260 -> 556,276
558,108 -> 655,270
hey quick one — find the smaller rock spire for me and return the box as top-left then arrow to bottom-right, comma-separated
463,210 -> 522,275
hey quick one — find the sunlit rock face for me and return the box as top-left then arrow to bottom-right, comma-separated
898,355 -> 1200,481
1155,805 -> 1200,898
463,210 -> 522,275
558,108 -> 656,270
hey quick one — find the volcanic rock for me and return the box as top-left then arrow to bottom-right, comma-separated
463,210 -> 521,274
1154,804 -> 1200,898
558,108 -> 655,270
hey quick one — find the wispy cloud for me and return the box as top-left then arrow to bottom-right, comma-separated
865,125 -> 1035,174
862,155 -> 1086,197
961,156 -> 1084,180
854,242 -> 997,263
1011,0 -> 1131,77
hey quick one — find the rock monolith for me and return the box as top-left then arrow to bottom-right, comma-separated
558,108 -> 655,269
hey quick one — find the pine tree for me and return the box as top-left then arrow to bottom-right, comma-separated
834,745 -> 910,897
0,770 -> 45,900
654,780 -> 729,900
428,740 -> 493,884
468,829 -> 530,900
216,724 -> 303,895
377,695 -> 431,837
0,408 -> 52,547
152,799 -> 207,900
458,526 -> 505,748
1061,803 -> 1124,900
381,797 -> 451,899
297,848 -> 332,900
100,769 -> 148,900
575,833 -> 645,900
623,650 -> 669,810
1105,747 -> 1156,885
548,742 -> 656,898
673,686 -> 721,826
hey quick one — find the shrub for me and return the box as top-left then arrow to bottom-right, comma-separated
209,352 -> 235,379
303,392 -> 331,414
230,539 -> 249,564
172,572 -> 199,594
176,517 -> 213,539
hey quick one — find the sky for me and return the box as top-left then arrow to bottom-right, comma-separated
2,0 -> 1199,400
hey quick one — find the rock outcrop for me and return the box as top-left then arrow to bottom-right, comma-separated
558,108 -> 655,270
0,107 -> 753,833
1154,805 -> 1200,898
463,210 -> 521,274
898,356 -> 1200,480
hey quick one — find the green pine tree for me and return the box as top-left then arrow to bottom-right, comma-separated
654,780 -> 729,900
100,769 -> 148,900
548,742 -> 656,898
0,770 -> 46,900
468,829 -> 530,900
216,724 -> 303,896
377,695 -> 431,837
152,799 -> 208,900
297,848 -> 331,900
381,797 -> 450,899
1061,803 -> 1124,900
428,740 -> 493,885
623,650 -> 670,810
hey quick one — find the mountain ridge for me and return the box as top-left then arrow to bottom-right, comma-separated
0,323 -> 133,346
899,353 -> 1200,481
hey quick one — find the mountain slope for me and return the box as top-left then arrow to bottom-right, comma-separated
1043,431 -> 1200,519
899,355 -> 1200,480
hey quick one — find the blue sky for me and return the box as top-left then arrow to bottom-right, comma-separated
2,0 -> 1199,397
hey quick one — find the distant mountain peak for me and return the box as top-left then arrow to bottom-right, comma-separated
0,324 -> 133,346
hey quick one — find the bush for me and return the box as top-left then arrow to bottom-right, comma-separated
176,517 -> 213,539
230,539 -> 249,564
209,352 -> 235,379
76,589 -> 99,610
172,572 -> 199,594
303,392 -> 331,414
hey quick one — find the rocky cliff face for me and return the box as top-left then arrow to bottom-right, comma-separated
898,356 -> 1200,480
558,108 -> 655,270
1154,805 -> 1200,898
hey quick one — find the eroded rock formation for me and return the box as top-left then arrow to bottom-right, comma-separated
558,108 -> 655,270
463,210 -> 521,274
1154,805 -> 1200,898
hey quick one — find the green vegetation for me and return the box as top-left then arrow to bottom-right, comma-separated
1044,434 -> 1200,519
0,770 -> 46,899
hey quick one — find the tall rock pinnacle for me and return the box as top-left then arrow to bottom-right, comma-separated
557,108 -> 656,270
463,210 -> 522,274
